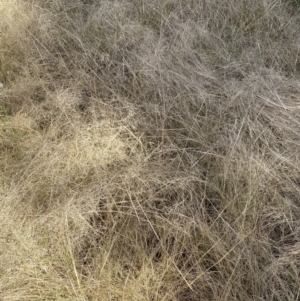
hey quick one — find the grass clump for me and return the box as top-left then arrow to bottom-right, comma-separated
1,0 -> 300,300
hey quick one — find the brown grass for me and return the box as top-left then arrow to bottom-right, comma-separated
1,0 -> 300,300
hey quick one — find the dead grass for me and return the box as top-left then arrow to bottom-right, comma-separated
1,0 -> 300,300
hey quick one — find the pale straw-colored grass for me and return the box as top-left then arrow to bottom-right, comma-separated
1,0 -> 300,300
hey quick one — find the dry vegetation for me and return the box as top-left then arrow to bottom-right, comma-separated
1,0 -> 300,300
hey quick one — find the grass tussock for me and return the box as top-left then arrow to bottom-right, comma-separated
1,0 -> 300,300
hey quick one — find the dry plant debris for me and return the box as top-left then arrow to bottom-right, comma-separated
1,0 -> 300,300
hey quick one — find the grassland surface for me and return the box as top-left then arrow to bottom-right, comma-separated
1,0 -> 300,300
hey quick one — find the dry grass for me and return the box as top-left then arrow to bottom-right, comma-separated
1,0 -> 300,300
